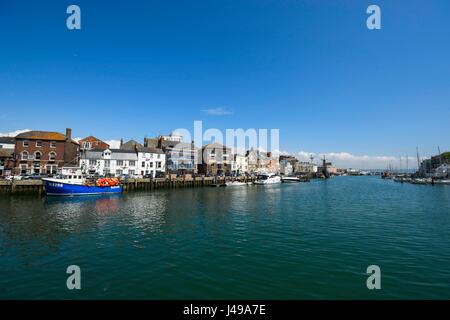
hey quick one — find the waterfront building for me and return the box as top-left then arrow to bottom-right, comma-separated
0,148 -> 14,176
145,134 -> 197,175
13,128 -> 79,175
197,142 -> 232,176
434,163 -> 449,178
0,137 -> 15,149
257,151 -> 279,174
78,136 -> 109,151
80,148 -> 138,176
245,148 -> 259,174
418,151 -> 450,177
279,159 -> 293,176
294,162 -> 318,174
231,154 -> 248,176
136,146 -> 166,177
279,155 -> 299,168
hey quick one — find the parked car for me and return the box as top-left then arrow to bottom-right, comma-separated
143,174 -> 153,179
155,171 -> 165,178
22,174 -> 44,180
5,175 -> 22,181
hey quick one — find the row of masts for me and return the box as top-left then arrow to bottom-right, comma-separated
386,146 -> 443,174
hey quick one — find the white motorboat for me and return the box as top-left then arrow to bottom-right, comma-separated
281,176 -> 302,183
434,179 -> 450,185
411,178 -> 431,185
254,173 -> 281,185
225,181 -> 247,187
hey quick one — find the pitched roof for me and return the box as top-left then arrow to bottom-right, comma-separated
0,148 -> 14,158
15,130 -> 78,144
120,140 -> 143,150
136,147 -> 165,154
0,137 -> 15,144
16,130 -> 66,141
110,148 -> 137,154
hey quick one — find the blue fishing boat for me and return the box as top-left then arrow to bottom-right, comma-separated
42,167 -> 122,196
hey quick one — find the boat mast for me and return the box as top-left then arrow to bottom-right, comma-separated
416,147 -> 421,175
406,155 -> 409,174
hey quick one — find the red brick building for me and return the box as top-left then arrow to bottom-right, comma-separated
13,128 -> 79,175
78,136 -> 109,151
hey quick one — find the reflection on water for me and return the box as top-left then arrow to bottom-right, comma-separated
1,177 -> 450,299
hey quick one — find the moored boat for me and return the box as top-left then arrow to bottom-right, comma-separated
254,173 -> 281,185
225,181 -> 247,187
42,167 -> 122,196
281,176 -> 302,183
433,179 -> 450,185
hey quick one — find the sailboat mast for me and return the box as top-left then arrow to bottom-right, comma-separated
416,147 -> 421,170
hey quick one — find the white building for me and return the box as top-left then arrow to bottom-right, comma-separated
231,154 -> 248,176
159,133 -> 183,143
294,162 -> 318,174
0,137 -> 15,149
136,147 -> 166,177
279,159 -> 293,176
80,148 -> 138,177
434,163 -> 450,178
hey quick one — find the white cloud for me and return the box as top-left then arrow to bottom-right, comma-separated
202,107 -> 232,116
296,150 -> 416,170
0,129 -> 31,137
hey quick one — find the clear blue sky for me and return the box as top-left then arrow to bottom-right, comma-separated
1,0 -> 449,160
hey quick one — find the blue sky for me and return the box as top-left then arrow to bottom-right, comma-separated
1,0 -> 449,168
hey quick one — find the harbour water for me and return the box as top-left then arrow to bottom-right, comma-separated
1,176 -> 450,299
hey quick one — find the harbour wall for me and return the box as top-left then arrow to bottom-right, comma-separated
0,176 -> 256,195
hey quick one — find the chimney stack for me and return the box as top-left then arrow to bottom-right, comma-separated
66,128 -> 72,141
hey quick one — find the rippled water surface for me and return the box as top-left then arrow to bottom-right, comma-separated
1,176 -> 450,299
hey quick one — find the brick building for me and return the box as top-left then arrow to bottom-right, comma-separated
78,136 -> 110,151
197,142 -> 232,176
13,128 -> 79,175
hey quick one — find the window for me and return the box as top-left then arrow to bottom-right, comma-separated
150,162 -> 154,168
46,165 -> 57,175
34,152 -> 41,160
89,160 -> 96,165
157,154 -> 160,159
129,161 -> 136,167
156,162 -> 162,169
129,170 -> 135,175
82,142 -> 92,149
21,151 -> 29,160
104,160 -> 110,167
117,160 -> 124,166
50,141 -> 57,148
20,165 -> 27,175
36,141 -> 42,147
116,169 -> 123,175
23,140 -> 29,147
141,161 -> 145,168
49,152 -> 56,161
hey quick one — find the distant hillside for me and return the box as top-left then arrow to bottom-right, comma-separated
442,152 -> 450,162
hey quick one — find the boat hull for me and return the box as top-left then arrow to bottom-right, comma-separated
282,177 -> 302,183
254,177 -> 281,185
43,179 -> 122,196
226,181 -> 247,186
